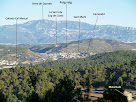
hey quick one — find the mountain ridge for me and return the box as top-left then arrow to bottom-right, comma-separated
0,19 -> 136,44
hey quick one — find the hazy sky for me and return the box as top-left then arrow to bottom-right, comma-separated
0,0 -> 136,28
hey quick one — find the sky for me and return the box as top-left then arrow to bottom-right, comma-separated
0,0 -> 136,28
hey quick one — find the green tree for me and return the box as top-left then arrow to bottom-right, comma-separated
26,91 -> 41,102
117,77 -> 123,86
0,91 -> 6,102
29,70 -> 38,90
44,77 -> 84,102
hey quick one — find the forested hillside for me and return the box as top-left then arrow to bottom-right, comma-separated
0,50 -> 136,101
39,50 -> 136,69
108,59 -> 136,89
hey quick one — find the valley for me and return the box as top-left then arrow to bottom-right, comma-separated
1,39 -> 136,68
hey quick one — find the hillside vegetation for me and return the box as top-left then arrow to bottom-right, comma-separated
28,39 -> 136,53
0,50 -> 136,101
0,45 -> 44,65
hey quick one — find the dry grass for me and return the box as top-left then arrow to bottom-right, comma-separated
80,87 -> 136,101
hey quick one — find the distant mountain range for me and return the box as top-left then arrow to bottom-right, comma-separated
0,19 -> 136,44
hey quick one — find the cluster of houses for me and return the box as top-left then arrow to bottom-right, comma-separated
0,60 -> 17,66
47,52 -> 95,60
